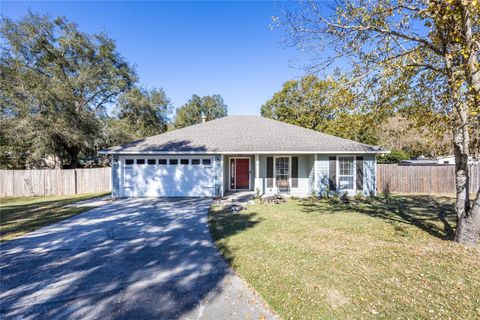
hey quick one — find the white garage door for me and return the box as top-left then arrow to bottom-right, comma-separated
121,156 -> 215,197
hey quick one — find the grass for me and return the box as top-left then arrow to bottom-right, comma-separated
0,192 -> 109,242
209,194 -> 480,319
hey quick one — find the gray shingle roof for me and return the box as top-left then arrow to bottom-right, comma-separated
104,115 -> 385,154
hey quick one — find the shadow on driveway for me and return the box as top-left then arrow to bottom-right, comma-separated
0,198 -> 274,319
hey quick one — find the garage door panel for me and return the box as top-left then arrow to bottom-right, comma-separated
144,166 -> 165,197
122,158 -> 215,197
134,166 -> 149,197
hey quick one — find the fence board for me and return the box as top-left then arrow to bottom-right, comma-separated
0,168 -> 111,197
76,168 -> 111,194
377,164 -> 479,195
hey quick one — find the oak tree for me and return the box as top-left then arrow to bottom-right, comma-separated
0,12 -> 135,168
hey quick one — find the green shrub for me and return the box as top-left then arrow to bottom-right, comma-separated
340,192 -> 350,205
377,149 -> 410,164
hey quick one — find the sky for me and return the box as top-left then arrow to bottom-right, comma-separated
1,1 -> 304,115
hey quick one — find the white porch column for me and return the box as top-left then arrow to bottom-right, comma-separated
219,155 -> 224,197
255,154 -> 260,195
313,154 -> 318,195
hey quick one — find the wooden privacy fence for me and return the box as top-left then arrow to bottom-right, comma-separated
377,164 -> 480,195
0,167 -> 111,197
2,165 -> 479,197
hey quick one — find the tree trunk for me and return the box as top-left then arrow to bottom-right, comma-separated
455,190 -> 480,245
445,46 -> 473,245
459,0 -> 480,105
65,146 -> 79,169
54,153 -> 63,169
69,150 -> 79,169
452,123 -> 476,244
454,0 -> 480,245
453,124 -> 470,217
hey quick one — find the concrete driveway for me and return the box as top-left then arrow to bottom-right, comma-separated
0,198 -> 276,320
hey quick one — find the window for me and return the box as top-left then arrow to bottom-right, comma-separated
136,159 -> 145,165
180,159 -> 189,165
125,159 -> 134,165
275,157 -> 290,189
147,159 -> 156,165
338,157 -> 354,190
169,159 -> 178,165
202,159 -> 211,165
191,159 -> 200,165
158,159 -> 167,165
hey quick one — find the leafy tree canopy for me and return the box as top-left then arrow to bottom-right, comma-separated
114,87 -> 171,140
0,12 -> 136,168
173,94 -> 227,129
261,75 -> 380,145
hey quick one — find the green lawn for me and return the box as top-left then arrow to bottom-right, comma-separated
0,193 -> 109,241
209,195 -> 480,319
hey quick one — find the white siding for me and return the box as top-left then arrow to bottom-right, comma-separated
214,154 -> 223,197
112,154 -> 121,197
314,153 -> 377,197
363,154 -> 376,196
315,154 -> 330,196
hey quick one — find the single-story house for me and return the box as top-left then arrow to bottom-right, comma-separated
101,115 -> 386,198
435,155 -> 479,165
400,155 -> 479,166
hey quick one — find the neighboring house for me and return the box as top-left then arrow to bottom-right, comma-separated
435,155 -> 479,165
101,116 -> 386,198
400,155 -> 479,165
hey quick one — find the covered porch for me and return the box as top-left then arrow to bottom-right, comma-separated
222,154 -> 315,197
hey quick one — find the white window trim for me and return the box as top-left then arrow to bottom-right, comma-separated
336,156 -> 356,192
228,157 -> 251,191
273,155 -> 292,191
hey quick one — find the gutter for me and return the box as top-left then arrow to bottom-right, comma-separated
98,150 -> 390,155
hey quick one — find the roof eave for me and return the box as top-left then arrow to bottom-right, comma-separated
98,149 -> 111,155
99,149 -> 389,155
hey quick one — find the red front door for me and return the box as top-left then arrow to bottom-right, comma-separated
234,158 -> 249,189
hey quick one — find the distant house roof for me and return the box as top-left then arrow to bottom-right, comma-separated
400,159 -> 438,165
102,115 -> 387,154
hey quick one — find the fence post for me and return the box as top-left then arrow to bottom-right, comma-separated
74,169 -> 78,195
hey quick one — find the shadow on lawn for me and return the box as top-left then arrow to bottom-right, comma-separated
208,206 -> 262,264
0,196 -> 103,241
0,194 -> 105,222
299,195 -> 456,240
